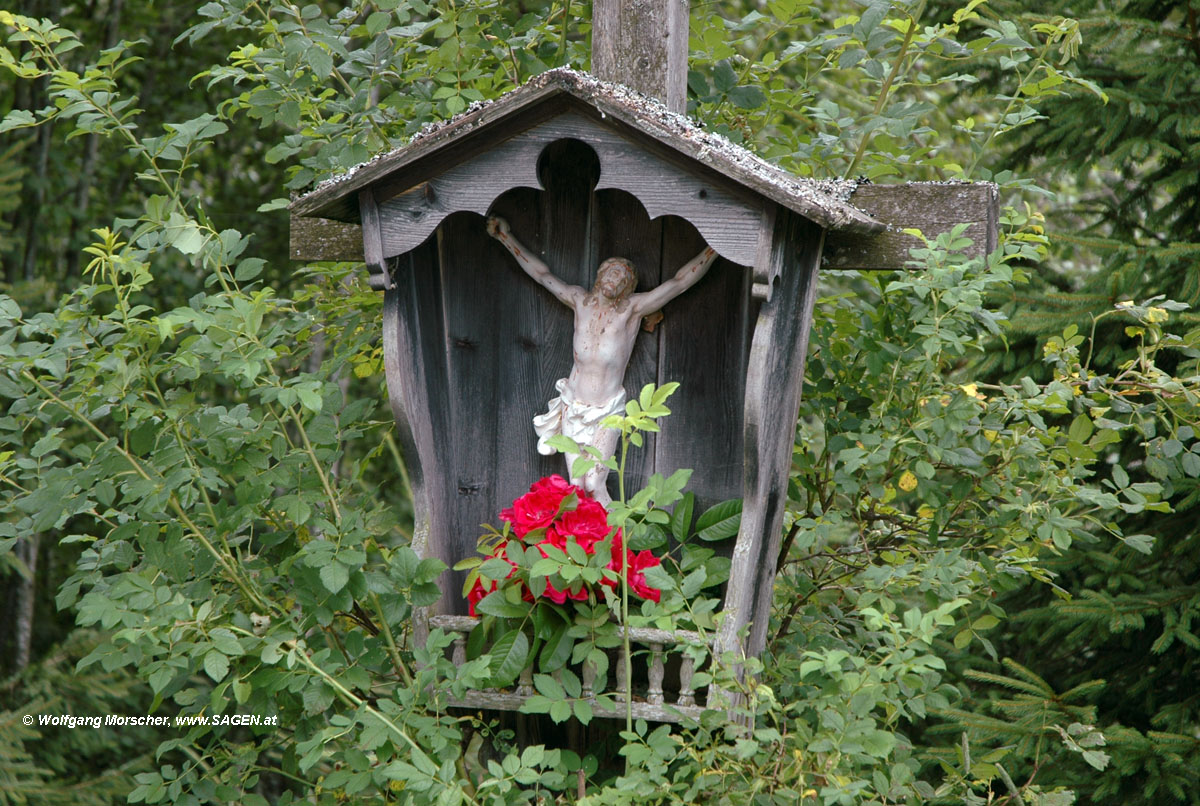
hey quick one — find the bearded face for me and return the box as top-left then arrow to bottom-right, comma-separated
593,258 -> 636,300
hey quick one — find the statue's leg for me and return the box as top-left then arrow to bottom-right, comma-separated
581,426 -> 619,506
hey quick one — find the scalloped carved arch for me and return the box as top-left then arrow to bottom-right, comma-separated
375,111 -> 769,268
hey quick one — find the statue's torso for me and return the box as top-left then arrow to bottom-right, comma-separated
566,295 -> 640,405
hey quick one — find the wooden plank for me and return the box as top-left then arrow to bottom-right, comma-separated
367,113 -> 764,266
436,212 -> 507,614
289,215 -> 362,262
358,189 -> 392,290
653,216 -> 750,517
825,181 -> 999,269
716,208 -> 824,663
382,240 -> 455,613
290,181 -> 999,272
592,0 -> 689,114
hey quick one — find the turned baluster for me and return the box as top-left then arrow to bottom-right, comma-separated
647,643 -> 665,705
452,633 -> 466,667
677,653 -> 696,707
582,657 -> 597,698
614,644 -> 631,701
516,665 -> 534,697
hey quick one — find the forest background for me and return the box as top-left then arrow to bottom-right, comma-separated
0,0 -> 1197,804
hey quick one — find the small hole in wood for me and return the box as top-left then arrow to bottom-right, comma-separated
698,188 -> 708,199
536,138 -> 601,192
453,336 -> 475,349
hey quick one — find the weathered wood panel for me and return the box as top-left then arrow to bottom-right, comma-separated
367,113 -> 765,267
592,0 -> 689,114
382,240 -> 453,608
716,208 -> 824,662
824,181 -> 999,269
289,216 -> 362,263
653,216 -> 751,514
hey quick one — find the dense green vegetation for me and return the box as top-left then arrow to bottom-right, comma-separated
1,0 -> 1197,804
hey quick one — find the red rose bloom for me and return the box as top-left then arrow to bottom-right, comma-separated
468,476 -> 665,612
499,475 -> 581,537
467,543 -> 528,616
557,497 -> 612,553
626,549 -> 663,603
602,532 -> 662,603
467,575 -> 493,617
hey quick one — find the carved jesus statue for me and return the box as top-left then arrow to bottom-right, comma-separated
487,215 -> 717,504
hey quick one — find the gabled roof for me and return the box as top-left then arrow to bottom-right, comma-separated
289,67 -> 884,235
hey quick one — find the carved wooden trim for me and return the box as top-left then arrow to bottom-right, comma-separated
291,181 -> 1000,274
366,112 -> 765,266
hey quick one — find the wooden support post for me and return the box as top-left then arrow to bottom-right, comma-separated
592,0 -> 689,114
718,209 -> 825,665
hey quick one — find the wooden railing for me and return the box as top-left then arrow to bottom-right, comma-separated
427,615 -> 711,723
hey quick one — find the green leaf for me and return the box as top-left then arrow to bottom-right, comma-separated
209,628 -> 243,656
695,498 -> 742,541
1122,534 -> 1155,554
728,85 -> 766,109
538,626 -> 574,672
1068,414 -> 1094,443
320,562 -> 349,593
476,590 -> 529,619
549,699 -> 571,723
307,47 -> 333,78
713,60 -> 737,92
203,650 -> 229,682
489,629 -> 530,686
172,223 -> 206,255
533,673 -> 564,699
669,492 -> 695,541
1182,452 -> 1200,478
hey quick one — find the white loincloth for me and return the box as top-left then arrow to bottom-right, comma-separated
533,378 -> 625,456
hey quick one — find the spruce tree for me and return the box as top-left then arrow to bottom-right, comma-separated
938,0 -> 1200,801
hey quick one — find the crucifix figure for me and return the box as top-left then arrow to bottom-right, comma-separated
487,215 -> 717,504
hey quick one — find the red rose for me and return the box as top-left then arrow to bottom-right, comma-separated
499,475 -> 581,537
557,497 -> 613,553
599,533 -> 662,602
627,550 -> 663,603
468,543 -> 527,616
540,577 -> 590,605
467,575 -> 493,617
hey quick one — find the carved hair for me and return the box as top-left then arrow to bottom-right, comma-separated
594,258 -> 636,297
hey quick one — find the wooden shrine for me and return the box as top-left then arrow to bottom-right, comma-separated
289,67 -> 997,719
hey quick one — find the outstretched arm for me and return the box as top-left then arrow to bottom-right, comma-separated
487,216 -> 581,308
631,246 -> 718,315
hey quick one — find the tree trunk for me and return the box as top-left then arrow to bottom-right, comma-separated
12,536 -> 41,671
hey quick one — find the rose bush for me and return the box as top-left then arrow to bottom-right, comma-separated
467,475 -> 663,615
